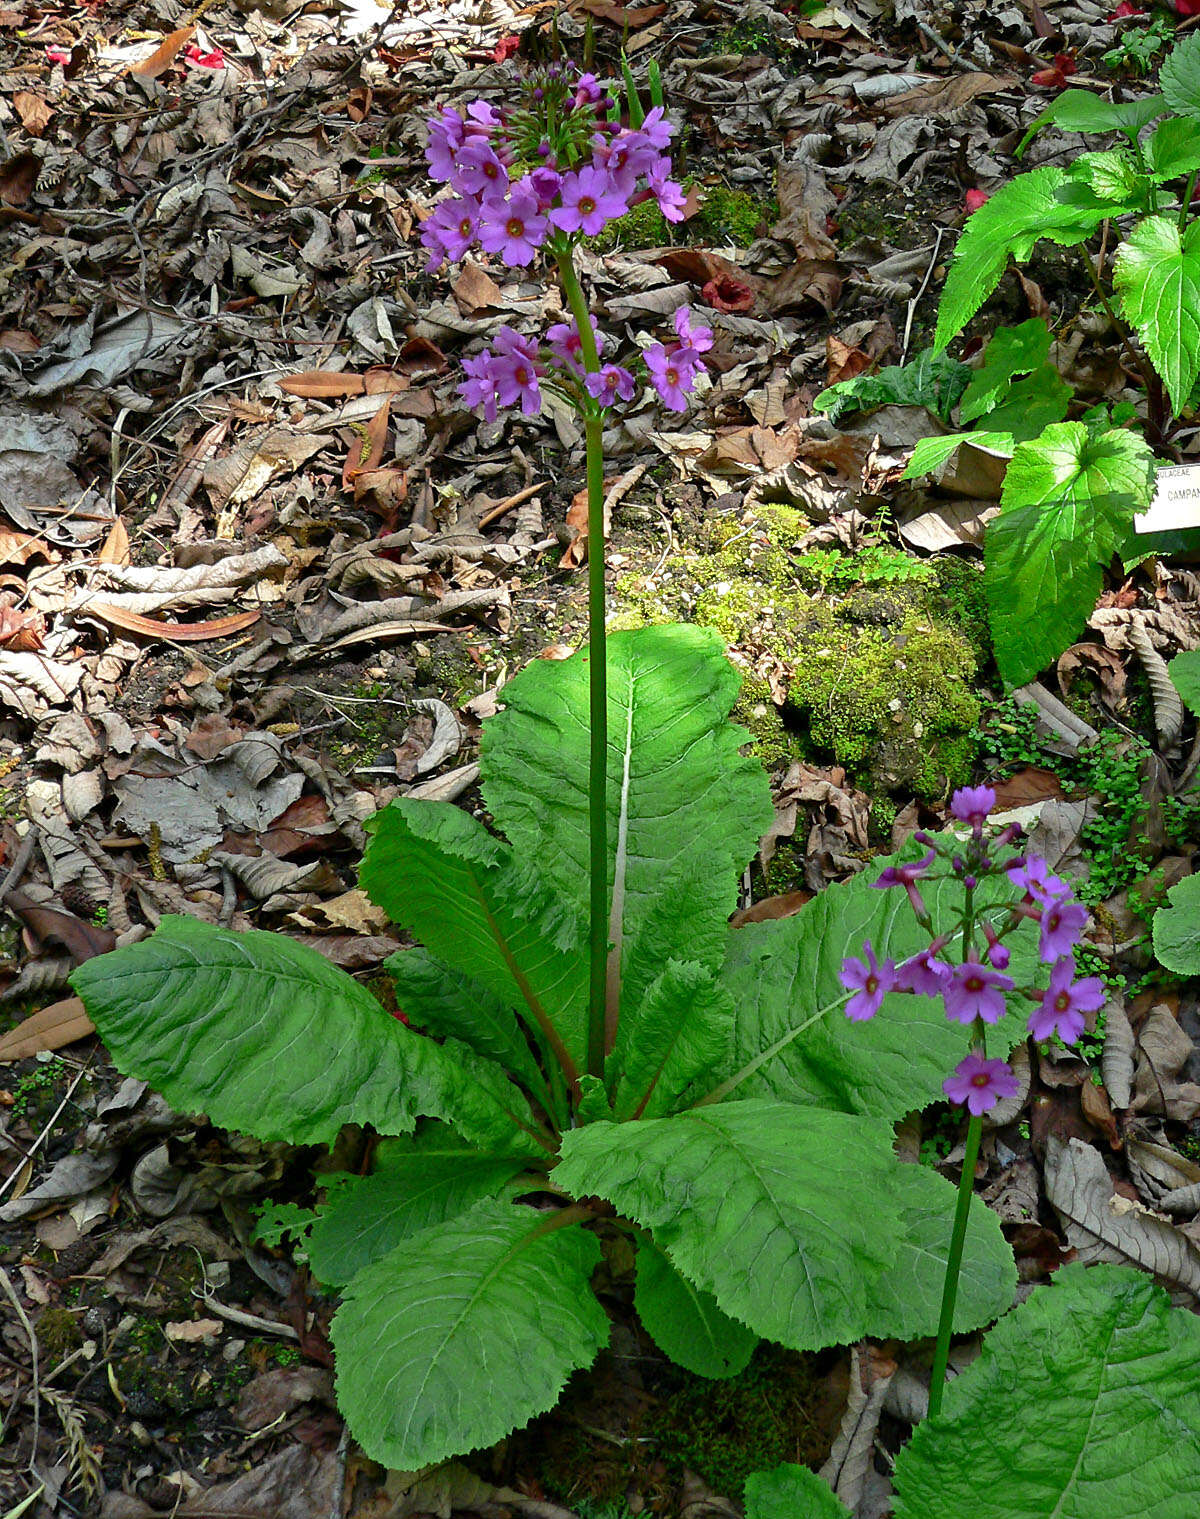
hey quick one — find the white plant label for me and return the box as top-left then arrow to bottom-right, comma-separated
1136,464 -> 1200,533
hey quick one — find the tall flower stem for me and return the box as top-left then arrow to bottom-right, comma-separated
555,242 -> 609,1081
927,1109 -> 983,1419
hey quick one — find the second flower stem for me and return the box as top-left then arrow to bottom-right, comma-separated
927,1109 -> 983,1419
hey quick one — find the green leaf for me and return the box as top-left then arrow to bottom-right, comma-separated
893,1264 -> 1200,1519
985,422 -> 1156,687
333,1200 -> 608,1471
556,1102 -> 1014,1350
713,839 -> 1039,1121
387,946 -> 549,1103
902,430 -> 1016,480
1152,870 -> 1200,974
935,168 -> 1102,350
1016,91 -> 1165,157
1144,115 -> 1200,181
361,800 -> 589,1076
812,350 -> 970,426
482,625 -> 773,1013
977,366 -> 1073,440
745,1465 -> 851,1519
959,318 -> 1052,423
610,959 -> 734,1120
1163,32 -> 1200,120
1113,216 -> 1200,414
634,1237 -> 757,1379
1169,649 -> 1200,717
307,1126 -> 535,1287
72,918 -> 427,1145
1056,149 -> 1153,215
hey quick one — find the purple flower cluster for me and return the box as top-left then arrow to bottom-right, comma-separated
838,784 -> 1106,1115
419,74 -> 709,420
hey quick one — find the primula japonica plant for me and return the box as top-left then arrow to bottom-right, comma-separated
71,65 -> 1020,1472
817,30 -> 1200,689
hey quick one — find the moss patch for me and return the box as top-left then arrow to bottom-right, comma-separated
611,503 -> 981,796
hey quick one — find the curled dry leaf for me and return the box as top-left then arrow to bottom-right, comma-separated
1044,1135 -> 1200,1297
0,995 -> 93,1062
80,606 -> 262,642
0,600 -> 45,652
819,1341 -> 896,1512
1102,994 -> 1134,1109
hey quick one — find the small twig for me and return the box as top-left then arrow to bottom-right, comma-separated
0,1266 -> 43,1481
915,18 -> 964,66
0,1059 -> 95,1207
478,481 -> 547,529
901,229 -> 946,363
0,829 -> 38,903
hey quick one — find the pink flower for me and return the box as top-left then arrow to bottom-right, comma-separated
546,316 -> 603,376
950,784 -> 996,830
584,364 -> 636,406
459,352 -> 501,422
673,307 -> 713,353
420,196 -> 480,270
638,107 -> 675,151
1039,895 -> 1089,963
1007,856 -> 1070,907
942,954 -> 1014,1025
896,947 -> 952,997
964,189 -> 989,214
839,940 -> 898,1022
551,165 -> 629,236
452,140 -> 510,198
874,847 -> 937,917
491,328 -> 543,414
477,183 -> 547,266
573,72 -> 605,107
644,343 -> 694,411
45,46 -> 71,65
943,1054 -> 1020,1115
646,157 -> 687,222
1028,956 -> 1105,1044
527,165 -> 563,210
426,107 -> 467,182
982,923 -> 1010,971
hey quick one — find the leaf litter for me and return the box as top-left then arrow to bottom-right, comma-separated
2,0 -> 1200,1514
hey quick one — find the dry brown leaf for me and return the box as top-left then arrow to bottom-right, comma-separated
990,767 -> 1064,810
13,91 -> 53,136
81,606 -> 262,641
577,0 -> 668,26
730,890 -> 811,927
0,995 -> 94,1062
0,531 -> 47,570
819,1342 -> 896,1510
0,602 -> 45,652
1044,1135 -> 1200,1296
876,71 -> 1016,118
130,25 -> 195,78
278,370 -> 367,398
0,152 -> 39,206
97,517 -> 131,566
452,261 -> 505,315
343,398 -> 390,490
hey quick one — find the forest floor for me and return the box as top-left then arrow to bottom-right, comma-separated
2,1 -> 1200,1516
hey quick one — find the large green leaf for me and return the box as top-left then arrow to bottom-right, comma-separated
361,799 -> 589,1076
609,959 -> 734,1121
712,840 -> 1039,1122
935,168 -> 1104,350
481,624 -> 772,1011
1162,32 -> 1200,120
985,421 -> 1155,688
958,318 -> 1051,423
812,349 -> 970,425
1169,648 -> 1200,717
556,1102 -> 1013,1351
1152,870 -> 1200,975
634,1236 -> 757,1379
1016,91 -> 1165,157
893,1264 -> 1200,1519
744,1465 -> 850,1519
1144,116 -> 1200,181
72,917 -> 437,1145
387,946 -> 549,1104
333,1199 -> 608,1471
307,1126 -> 536,1287
1113,216 -> 1200,414
902,430 -> 1016,479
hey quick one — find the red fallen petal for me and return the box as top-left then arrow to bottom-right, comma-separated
184,44 -> 225,68
1053,53 -> 1077,76
701,273 -> 754,313
492,33 -> 521,61
45,47 -> 71,64
1109,1 -> 1143,15
964,189 -> 989,213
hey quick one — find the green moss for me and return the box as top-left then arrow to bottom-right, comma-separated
593,196 -> 670,253
37,1307 -> 83,1361
696,184 -> 776,247
612,506 -> 980,793
644,1343 -> 828,1499
733,674 -> 798,773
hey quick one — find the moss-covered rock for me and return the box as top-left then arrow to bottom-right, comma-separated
611,502 -> 981,796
